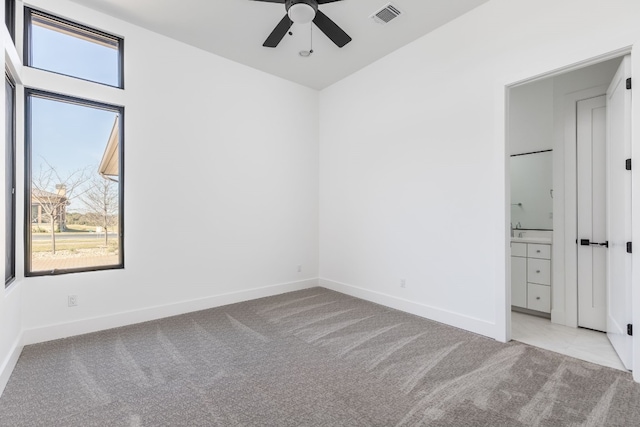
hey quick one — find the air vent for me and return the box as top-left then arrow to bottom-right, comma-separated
371,3 -> 402,25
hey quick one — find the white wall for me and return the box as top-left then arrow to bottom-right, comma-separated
3,0 -> 320,348
509,79 -> 554,155
0,286 -> 22,394
318,0 -> 640,381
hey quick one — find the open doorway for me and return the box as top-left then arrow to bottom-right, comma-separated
506,53 -> 632,372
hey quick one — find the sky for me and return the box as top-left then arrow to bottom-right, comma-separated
30,22 -> 120,212
32,22 -> 119,86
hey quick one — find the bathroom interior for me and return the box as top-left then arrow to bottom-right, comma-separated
508,55 -> 628,371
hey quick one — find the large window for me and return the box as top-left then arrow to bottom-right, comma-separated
4,74 -> 15,286
24,7 -> 123,88
26,90 -> 124,276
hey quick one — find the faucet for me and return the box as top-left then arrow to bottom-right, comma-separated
511,222 -> 523,238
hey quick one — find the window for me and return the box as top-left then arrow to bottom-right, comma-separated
5,0 -> 15,41
24,8 -> 123,88
26,90 -> 124,276
4,74 -> 15,286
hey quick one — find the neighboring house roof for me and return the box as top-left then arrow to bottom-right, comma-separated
98,116 -> 119,180
31,188 -> 68,204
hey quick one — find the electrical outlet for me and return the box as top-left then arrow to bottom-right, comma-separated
297,265 -> 302,273
68,295 -> 78,307
400,279 -> 406,288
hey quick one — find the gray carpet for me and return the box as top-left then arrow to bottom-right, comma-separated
0,287 -> 639,426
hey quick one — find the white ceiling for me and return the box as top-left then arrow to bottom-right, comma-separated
68,0 -> 489,90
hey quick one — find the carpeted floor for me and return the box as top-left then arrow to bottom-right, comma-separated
1,287 -> 639,426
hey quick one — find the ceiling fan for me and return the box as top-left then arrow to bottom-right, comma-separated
253,0 -> 352,49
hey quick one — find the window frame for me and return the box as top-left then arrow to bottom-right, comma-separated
5,73 -> 16,287
24,7 -> 125,89
24,88 -> 125,277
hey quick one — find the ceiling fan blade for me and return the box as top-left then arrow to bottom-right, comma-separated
251,0 -> 285,3
317,0 -> 344,3
312,10 -> 351,48
263,15 -> 293,47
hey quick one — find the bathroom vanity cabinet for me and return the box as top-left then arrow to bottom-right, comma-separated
511,240 -> 551,313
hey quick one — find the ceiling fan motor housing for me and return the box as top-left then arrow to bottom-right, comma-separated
285,0 -> 318,12
286,0 -> 318,24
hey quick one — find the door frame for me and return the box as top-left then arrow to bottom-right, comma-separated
502,47 -> 636,376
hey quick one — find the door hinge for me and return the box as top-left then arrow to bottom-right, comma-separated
626,77 -> 632,90
628,324 -> 633,336
627,242 -> 632,254
626,158 -> 632,171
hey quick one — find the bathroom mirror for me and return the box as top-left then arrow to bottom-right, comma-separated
510,150 -> 553,230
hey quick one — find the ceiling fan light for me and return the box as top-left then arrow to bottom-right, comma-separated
288,3 -> 315,24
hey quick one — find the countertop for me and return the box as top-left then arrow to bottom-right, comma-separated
511,235 -> 552,244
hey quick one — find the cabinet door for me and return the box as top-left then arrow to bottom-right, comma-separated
527,258 -> 551,285
528,243 -> 551,260
527,283 -> 551,313
511,242 -> 527,257
511,256 -> 527,308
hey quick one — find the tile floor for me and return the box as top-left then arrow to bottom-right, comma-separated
511,311 -> 628,371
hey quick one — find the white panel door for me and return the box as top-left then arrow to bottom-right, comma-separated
577,95 -> 607,332
606,55 -> 633,370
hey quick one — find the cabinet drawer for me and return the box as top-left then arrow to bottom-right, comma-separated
527,283 -> 551,313
527,258 -> 551,285
511,242 -> 527,257
528,244 -> 551,259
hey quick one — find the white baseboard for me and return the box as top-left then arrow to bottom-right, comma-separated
22,278 -> 319,346
0,337 -> 23,398
319,278 -> 498,339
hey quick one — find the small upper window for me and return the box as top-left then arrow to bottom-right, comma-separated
24,7 -> 123,88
